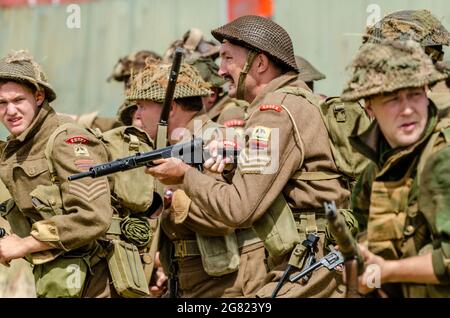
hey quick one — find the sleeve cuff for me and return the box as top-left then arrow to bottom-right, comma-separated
171,190 -> 191,224
30,220 -> 68,251
432,248 -> 450,284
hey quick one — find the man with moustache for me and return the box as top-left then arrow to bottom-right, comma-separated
146,15 -> 350,298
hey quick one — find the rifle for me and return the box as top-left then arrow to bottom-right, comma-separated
156,47 -> 183,149
324,201 -> 364,298
155,47 -> 183,299
68,138 -> 239,181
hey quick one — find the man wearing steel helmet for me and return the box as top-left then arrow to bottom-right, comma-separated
146,15 -> 350,298
127,59 -> 267,297
363,9 -> 450,96
0,50 -> 115,297
215,54 -> 327,148
342,40 -> 450,297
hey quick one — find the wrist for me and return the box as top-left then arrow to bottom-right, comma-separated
381,259 -> 396,284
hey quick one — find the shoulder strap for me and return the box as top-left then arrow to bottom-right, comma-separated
44,123 -> 74,183
275,86 -> 344,182
417,120 -> 450,186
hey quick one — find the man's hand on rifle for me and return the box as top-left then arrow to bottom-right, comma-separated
145,158 -> 191,185
149,252 -> 168,298
203,140 -> 235,173
357,244 -> 390,295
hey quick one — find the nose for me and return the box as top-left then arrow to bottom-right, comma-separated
399,95 -> 414,116
5,103 -> 17,116
218,60 -> 227,77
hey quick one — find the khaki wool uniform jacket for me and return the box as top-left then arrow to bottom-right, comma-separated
160,113 -> 267,297
0,104 -> 115,297
180,72 -> 350,298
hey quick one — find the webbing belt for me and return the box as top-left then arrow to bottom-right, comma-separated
173,228 -> 261,258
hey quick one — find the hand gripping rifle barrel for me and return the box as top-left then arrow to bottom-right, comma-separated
324,201 -> 364,298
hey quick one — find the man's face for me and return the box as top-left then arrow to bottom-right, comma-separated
218,41 -> 250,98
366,87 -> 429,149
0,81 -> 43,136
135,100 -> 163,140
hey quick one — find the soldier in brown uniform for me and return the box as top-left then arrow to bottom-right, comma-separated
0,50 -> 115,297
146,15 -> 350,298
126,59 -> 267,297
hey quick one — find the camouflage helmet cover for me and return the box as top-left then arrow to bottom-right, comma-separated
108,50 -> 162,83
341,40 -> 447,102
164,28 -> 220,62
126,59 -> 212,103
0,50 -> 56,102
295,55 -> 326,82
186,57 -> 226,88
363,10 -> 450,47
211,15 -> 299,73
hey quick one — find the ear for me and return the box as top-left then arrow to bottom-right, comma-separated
255,53 -> 270,74
365,99 -> 375,117
35,89 -> 45,107
169,100 -> 178,118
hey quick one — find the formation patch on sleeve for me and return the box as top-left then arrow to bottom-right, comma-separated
68,179 -> 108,202
250,126 -> 272,142
74,159 -> 95,171
250,140 -> 269,150
219,140 -> 238,149
73,144 -> 90,157
65,136 -> 90,144
259,104 -> 282,112
223,119 -> 245,127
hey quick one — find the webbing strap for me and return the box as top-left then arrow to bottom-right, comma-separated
128,134 -> 140,152
105,216 -> 122,235
44,123 -> 73,183
304,212 -> 318,234
236,50 -> 258,100
173,228 -> 261,258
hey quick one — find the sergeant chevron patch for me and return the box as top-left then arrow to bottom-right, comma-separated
68,179 -> 108,202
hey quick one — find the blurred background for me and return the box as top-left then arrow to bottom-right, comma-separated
0,0 -> 448,297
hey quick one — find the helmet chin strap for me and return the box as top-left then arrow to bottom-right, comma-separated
236,50 -> 258,100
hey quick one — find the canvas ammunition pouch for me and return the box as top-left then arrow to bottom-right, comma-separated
251,193 -> 330,269
106,239 -> 150,298
252,193 -> 301,258
173,228 -> 261,277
